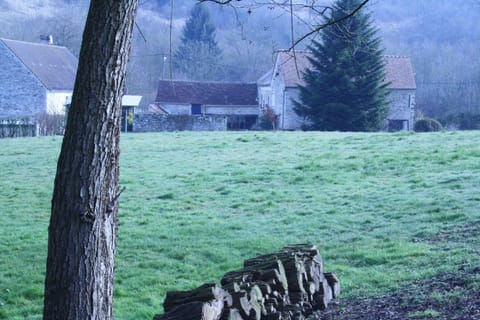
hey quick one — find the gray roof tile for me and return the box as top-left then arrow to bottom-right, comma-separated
156,80 -> 257,106
383,55 -> 416,89
1,38 -> 78,90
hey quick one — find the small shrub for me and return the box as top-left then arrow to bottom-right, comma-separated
259,105 -> 279,130
414,118 -> 443,132
127,110 -> 134,125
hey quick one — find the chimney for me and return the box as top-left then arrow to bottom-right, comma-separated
39,35 -> 54,45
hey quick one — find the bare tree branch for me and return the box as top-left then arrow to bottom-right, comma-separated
288,0 -> 370,50
198,0 -> 236,4
135,22 -> 147,43
199,0 -> 371,51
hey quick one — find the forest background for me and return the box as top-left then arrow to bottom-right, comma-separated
0,0 -> 479,120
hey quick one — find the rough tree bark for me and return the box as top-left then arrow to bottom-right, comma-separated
43,1 -> 139,319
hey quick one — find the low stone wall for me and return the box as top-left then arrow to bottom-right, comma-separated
134,114 -> 228,132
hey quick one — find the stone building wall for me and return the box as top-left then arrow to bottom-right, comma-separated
157,103 -> 191,115
283,88 -> 308,130
204,105 -> 259,116
270,65 -> 285,127
269,67 -> 305,130
0,42 -> 46,118
386,89 -> 416,131
133,114 -> 228,132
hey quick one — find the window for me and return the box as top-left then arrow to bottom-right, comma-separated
191,104 -> 202,115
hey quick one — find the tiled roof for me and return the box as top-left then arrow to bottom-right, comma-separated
277,51 -> 313,87
383,55 -> 416,89
1,38 -> 78,90
274,51 -> 416,90
156,80 -> 258,106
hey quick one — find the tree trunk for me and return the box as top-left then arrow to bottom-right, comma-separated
43,1 -> 138,319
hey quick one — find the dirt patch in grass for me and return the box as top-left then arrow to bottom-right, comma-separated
319,267 -> 480,319
424,220 -> 480,247
319,219 -> 480,320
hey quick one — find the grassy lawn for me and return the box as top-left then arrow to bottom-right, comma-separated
0,131 -> 479,319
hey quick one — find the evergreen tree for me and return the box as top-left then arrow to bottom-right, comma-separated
294,0 -> 389,131
174,4 -> 223,81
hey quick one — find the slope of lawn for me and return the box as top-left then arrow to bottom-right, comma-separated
0,131 -> 479,319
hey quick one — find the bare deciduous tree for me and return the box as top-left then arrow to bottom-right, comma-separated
43,1 -> 139,319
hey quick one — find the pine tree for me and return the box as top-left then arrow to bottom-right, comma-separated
174,4 -> 223,81
294,0 -> 389,131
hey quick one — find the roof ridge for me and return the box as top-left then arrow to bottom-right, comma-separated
157,79 -> 256,85
1,38 -> 67,49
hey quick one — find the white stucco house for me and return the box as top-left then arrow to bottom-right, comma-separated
0,38 -> 78,118
258,50 -> 417,131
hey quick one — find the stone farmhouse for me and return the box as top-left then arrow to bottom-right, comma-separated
0,38 -> 143,136
257,51 -> 417,131
0,38 -> 78,118
154,80 -> 259,130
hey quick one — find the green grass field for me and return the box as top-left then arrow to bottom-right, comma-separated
0,131 -> 479,319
